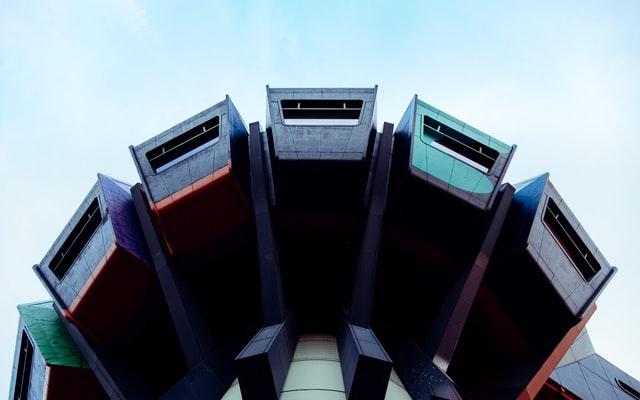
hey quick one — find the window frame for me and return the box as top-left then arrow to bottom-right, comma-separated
542,197 -> 601,282
13,330 -> 34,400
616,378 -> 640,399
421,115 -> 498,174
146,116 -> 221,173
48,197 -> 103,281
279,99 -> 364,127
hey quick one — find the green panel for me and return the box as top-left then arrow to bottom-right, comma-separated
411,99 -> 512,194
18,301 -> 87,368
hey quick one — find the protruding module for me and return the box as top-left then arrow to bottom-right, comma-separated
131,97 -> 251,254
265,87 -> 379,333
490,174 -> 616,318
383,96 -> 516,275
34,175 -> 153,344
265,86 -> 378,210
391,96 -> 515,212
447,174 -> 616,399
377,97 -> 516,356
9,301 -> 105,400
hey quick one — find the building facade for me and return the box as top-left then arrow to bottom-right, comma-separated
9,87 -> 638,400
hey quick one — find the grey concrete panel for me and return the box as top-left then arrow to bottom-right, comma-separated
36,175 -> 151,311
26,346 -> 46,400
266,87 -> 377,161
131,98 -> 249,203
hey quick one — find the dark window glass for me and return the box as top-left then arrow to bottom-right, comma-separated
617,379 -> 640,399
280,99 -> 363,122
48,197 -> 102,280
146,116 -> 220,173
543,198 -> 601,281
13,330 -> 33,400
423,115 -> 498,172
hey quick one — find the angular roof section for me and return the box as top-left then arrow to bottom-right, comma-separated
17,301 -> 87,368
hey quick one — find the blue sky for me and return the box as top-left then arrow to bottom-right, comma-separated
1,0 -> 639,395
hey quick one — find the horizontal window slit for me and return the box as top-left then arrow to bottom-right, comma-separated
617,379 -> 640,399
423,115 -> 498,172
146,116 -> 220,173
281,99 -> 363,125
13,330 -> 33,400
543,198 -> 601,282
49,197 -> 102,280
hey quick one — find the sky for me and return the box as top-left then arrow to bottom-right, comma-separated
1,0 -> 639,395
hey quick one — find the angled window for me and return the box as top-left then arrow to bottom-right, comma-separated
280,99 -> 363,126
13,330 -> 33,400
543,198 -> 601,282
146,116 -> 220,173
48,198 -> 102,280
617,379 -> 640,400
423,115 -> 498,173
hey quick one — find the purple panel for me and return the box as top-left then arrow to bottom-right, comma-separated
98,174 -> 152,265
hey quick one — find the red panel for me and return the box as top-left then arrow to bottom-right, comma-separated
153,163 -> 252,255
66,244 -> 153,344
45,365 -> 106,400
518,305 -> 596,400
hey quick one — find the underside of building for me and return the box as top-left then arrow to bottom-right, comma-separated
9,87 -> 638,400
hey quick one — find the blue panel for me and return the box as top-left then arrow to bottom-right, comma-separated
505,173 -> 548,251
551,354 -> 640,400
555,363 -> 595,400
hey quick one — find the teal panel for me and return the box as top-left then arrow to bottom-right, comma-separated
449,159 -> 484,193
412,132 -> 430,173
411,98 -> 512,194
424,142 -> 455,183
416,99 -> 511,153
18,301 -> 87,368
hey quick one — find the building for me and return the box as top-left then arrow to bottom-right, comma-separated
9,87 -> 638,400
9,301 -> 105,400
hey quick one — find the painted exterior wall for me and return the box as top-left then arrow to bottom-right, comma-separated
8,89 -> 637,400
9,301 -> 91,400
389,96 -> 514,213
266,87 -> 377,161
131,97 -> 249,204
37,175 -> 151,310
500,174 -> 615,316
37,181 -> 113,309
411,99 -> 511,195
9,319 -> 46,400
550,353 -> 640,400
